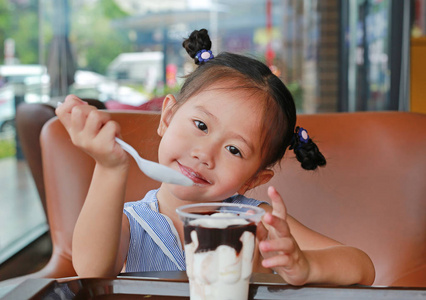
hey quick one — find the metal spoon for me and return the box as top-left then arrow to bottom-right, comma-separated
115,137 -> 193,186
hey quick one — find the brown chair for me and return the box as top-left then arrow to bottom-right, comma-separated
248,111 -> 426,287
16,103 -> 56,218
2,110 -> 425,288
15,99 -> 107,220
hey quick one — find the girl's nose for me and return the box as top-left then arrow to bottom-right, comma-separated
191,145 -> 215,169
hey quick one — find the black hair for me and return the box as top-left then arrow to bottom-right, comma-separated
179,29 -> 326,171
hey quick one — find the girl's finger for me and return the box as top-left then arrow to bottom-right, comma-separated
262,253 -> 291,269
95,120 -> 122,151
56,95 -> 88,130
262,212 -> 290,238
267,186 -> 288,220
70,104 -> 96,135
259,237 -> 295,254
256,221 -> 268,242
84,109 -> 111,136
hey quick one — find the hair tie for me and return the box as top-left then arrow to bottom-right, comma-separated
195,49 -> 214,63
297,127 -> 309,144
289,126 -> 310,150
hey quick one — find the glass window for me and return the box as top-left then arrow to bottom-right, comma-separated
40,0 -> 341,112
0,0 -> 48,265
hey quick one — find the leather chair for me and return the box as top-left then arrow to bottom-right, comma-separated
16,103 -> 56,218
248,111 -> 426,287
15,100 -> 107,221
3,110 -> 425,287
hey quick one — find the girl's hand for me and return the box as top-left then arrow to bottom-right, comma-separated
257,186 -> 311,286
55,95 -> 128,169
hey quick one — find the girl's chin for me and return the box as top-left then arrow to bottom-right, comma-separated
165,185 -> 216,203
163,185 -> 202,200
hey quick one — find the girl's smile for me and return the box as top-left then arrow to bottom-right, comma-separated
178,161 -> 212,185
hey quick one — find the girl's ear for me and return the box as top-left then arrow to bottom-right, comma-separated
158,94 -> 177,137
238,169 -> 274,195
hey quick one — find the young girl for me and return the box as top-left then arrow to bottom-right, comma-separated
56,29 -> 375,286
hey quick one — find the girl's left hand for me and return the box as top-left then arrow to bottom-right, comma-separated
257,186 -> 311,286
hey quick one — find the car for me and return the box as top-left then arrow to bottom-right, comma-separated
0,65 -> 49,133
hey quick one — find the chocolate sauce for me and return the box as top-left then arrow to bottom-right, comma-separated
184,222 -> 257,255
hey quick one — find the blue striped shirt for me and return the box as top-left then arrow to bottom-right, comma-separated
123,189 -> 267,272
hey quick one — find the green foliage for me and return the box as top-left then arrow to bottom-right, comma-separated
0,0 -> 39,64
0,0 -> 133,73
0,138 -> 15,159
287,81 -> 303,111
0,0 -> 13,64
70,0 -> 133,74
12,10 -> 39,64
100,0 -> 129,19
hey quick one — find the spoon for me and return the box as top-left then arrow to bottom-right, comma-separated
56,102 -> 191,186
115,137 -> 193,186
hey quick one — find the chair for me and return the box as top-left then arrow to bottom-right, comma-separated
248,111 -> 426,287
15,99 -> 107,220
16,103 -> 56,218
3,110 -> 425,288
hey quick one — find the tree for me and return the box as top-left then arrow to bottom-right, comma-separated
70,0 -> 133,74
0,0 -> 39,64
0,0 -> 14,64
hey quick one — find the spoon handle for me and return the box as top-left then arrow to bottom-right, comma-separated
115,137 -> 193,186
115,137 -> 139,159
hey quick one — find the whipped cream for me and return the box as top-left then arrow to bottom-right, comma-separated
188,212 -> 249,228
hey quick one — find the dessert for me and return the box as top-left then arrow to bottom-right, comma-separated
183,212 -> 257,300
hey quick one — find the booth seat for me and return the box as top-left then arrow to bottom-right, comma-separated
247,111 -> 426,287
2,110 -> 425,288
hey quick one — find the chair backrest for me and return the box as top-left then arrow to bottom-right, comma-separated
15,100 -> 107,220
16,103 -> 56,217
248,111 -> 426,287
39,111 -> 162,278
36,110 -> 426,287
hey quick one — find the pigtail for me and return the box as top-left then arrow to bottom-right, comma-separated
182,29 -> 214,65
289,127 -> 326,170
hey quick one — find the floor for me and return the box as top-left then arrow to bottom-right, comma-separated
0,156 -> 52,281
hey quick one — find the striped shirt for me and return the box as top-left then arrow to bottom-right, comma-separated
123,189 -> 267,272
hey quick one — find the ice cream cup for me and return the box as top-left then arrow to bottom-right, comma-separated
176,203 -> 265,300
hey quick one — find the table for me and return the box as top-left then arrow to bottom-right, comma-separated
2,271 -> 426,299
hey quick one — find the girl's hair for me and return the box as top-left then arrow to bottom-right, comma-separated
178,29 -> 326,171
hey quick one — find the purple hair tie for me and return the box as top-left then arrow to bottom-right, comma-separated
297,127 -> 309,144
289,127 -> 310,151
195,49 -> 214,63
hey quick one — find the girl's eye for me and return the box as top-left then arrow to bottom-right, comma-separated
226,146 -> 242,157
194,120 -> 208,133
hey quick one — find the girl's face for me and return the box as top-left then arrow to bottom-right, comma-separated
157,83 -> 273,203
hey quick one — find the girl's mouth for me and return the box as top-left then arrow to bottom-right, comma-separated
178,163 -> 211,185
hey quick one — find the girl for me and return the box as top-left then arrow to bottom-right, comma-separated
56,29 -> 375,286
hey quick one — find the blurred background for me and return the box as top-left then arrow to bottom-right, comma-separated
0,0 -> 424,278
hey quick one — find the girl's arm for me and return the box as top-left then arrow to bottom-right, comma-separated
257,186 -> 375,286
72,164 -> 130,277
56,95 -> 131,276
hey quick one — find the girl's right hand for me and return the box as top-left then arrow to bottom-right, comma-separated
55,94 -> 128,169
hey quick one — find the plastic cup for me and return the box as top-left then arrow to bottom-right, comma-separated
176,202 -> 265,300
